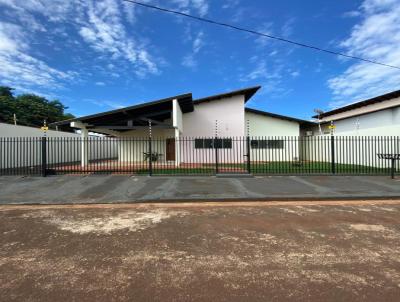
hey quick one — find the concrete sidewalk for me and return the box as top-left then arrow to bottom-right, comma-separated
0,175 -> 399,204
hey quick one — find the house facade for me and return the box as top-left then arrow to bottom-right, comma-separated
300,90 -> 400,168
53,86 -> 313,166
308,90 -> 400,136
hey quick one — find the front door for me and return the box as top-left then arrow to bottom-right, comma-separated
166,138 -> 175,161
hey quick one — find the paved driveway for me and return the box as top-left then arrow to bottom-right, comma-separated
0,175 -> 399,204
1,200 -> 400,301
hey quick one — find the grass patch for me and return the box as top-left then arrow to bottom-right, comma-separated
219,162 -> 393,174
135,168 -> 215,175
131,162 -> 394,175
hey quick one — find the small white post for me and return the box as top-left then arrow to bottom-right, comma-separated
81,128 -> 88,167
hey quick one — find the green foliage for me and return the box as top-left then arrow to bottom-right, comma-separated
0,86 -> 74,127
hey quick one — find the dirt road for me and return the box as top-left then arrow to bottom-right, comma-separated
1,200 -> 400,301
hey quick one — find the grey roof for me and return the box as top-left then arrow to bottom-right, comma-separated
51,86 -> 262,128
51,93 -> 193,127
313,89 -> 400,119
194,86 -> 261,104
245,108 -> 315,125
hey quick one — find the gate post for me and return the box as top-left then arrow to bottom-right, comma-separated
246,136 -> 251,173
331,135 -> 335,174
41,137 -> 47,177
391,158 -> 395,179
215,137 -> 219,174
148,136 -> 152,176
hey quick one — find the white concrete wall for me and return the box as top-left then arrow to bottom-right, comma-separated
181,95 -> 245,163
172,99 -> 183,133
0,136 -> 118,170
183,95 -> 245,137
0,123 -> 118,170
0,122 -> 79,137
117,128 -> 174,162
245,111 -> 300,162
245,112 -> 300,136
300,135 -> 400,170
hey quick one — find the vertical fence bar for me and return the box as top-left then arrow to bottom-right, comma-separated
246,136 -> 251,174
41,136 -> 47,177
215,137 -> 219,174
331,135 -> 335,174
148,136 -> 152,176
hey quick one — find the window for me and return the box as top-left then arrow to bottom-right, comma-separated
250,139 -> 284,149
195,138 -> 232,149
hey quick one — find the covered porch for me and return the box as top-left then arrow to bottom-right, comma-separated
51,93 -> 193,167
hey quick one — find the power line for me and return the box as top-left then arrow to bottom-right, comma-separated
122,0 -> 400,70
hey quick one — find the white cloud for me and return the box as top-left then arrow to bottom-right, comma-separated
290,71 -> 300,78
222,0 -> 240,9
77,0 -> 160,78
254,22 -> 274,47
181,31 -> 204,69
95,81 -> 105,86
182,54 -> 197,68
342,10 -> 361,18
327,0 -> 400,107
193,31 -> 204,53
241,61 -> 268,81
239,60 -> 292,98
0,0 -> 161,86
0,22 -> 75,89
281,18 -> 295,38
84,98 -> 127,109
171,0 -> 209,16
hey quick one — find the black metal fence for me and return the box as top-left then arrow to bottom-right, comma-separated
0,136 -> 399,176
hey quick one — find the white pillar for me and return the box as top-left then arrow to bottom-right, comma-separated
172,98 -> 183,167
81,128 -> 88,167
175,128 -> 180,167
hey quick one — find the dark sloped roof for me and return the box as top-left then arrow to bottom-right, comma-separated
313,89 -> 400,119
51,93 -> 193,127
245,108 -> 315,125
194,86 -> 261,104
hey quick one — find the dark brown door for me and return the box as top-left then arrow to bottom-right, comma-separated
166,138 -> 175,161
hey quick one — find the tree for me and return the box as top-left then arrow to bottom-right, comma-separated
0,87 -> 16,124
0,86 -> 75,127
0,87 -> 14,98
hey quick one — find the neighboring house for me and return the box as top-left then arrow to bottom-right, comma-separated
308,90 -> 400,136
52,86 -> 313,166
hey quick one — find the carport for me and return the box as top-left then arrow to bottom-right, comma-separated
51,94 -> 193,167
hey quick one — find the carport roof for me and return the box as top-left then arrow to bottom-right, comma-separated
51,93 -> 193,128
51,86 -> 262,131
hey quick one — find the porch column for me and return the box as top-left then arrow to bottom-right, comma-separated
81,128 -> 88,167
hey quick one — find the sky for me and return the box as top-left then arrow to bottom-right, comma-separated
0,0 -> 400,120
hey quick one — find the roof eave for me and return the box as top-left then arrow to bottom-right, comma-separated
313,89 -> 400,119
50,93 -> 193,127
194,86 -> 261,104
245,108 -> 315,125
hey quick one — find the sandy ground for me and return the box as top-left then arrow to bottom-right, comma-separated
1,200 -> 400,301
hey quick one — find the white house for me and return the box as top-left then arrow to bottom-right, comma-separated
300,90 -> 400,168
52,86 -> 313,167
309,90 -> 400,136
